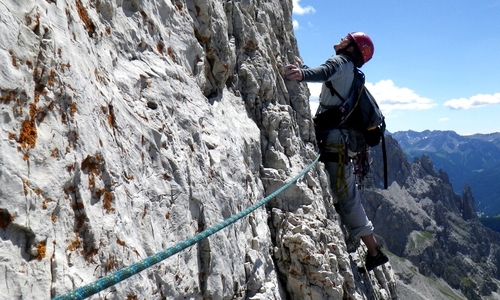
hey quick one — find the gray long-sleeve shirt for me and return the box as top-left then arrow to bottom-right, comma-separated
301,55 -> 355,112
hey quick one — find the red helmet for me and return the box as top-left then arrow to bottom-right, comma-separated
348,32 -> 374,64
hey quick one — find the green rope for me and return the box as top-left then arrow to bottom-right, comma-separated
53,154 -> 320,300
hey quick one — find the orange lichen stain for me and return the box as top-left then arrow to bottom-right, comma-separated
72,202 -> 84,211
48,69 -> 55,86
18,119 -> 37,149
51,148 -> 59,158
157,44 -> 164,54
84,248 -> 98,262
22,179 -> 29,196
243,40 -> 259,52
69,102 -> 77,117
75,0 -> 95,36
66,164 -> 75,173
199,35 -> 210,43
81,155 -> 102,173
290,268 -> 299,276
167,47 -> 174,59
116,238 -> 126,247
67,234 -> 82,251
51,215 -> 57,222
42,198 -> 53,210
9,50 -> 18,68
35,242 -> 46,260
33,90 -> 40,103
0,90 -> 15,105
16,102 -> 38,149
106,259 -> 115,272
102,191 -> 114,213
23,152 -> 30,161
126,294 -> 138,300
61,111 -> 67,124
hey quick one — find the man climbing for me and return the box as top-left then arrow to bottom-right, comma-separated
284,32 -> 388,273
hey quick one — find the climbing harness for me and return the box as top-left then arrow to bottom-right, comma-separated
322,142 -> 349,199
52,154 -> 321,300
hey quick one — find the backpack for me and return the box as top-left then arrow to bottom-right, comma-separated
341,69 -> 386,147
313,67 -> 388,188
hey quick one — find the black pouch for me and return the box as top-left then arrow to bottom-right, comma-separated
363,127 -> 382,147
313,108 -> 342,135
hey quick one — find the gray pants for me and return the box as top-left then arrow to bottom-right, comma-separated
323,129 -> 374,238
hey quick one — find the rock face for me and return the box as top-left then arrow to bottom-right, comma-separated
0,1 -> 395,299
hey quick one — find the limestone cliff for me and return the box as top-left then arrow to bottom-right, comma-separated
0,1 -> 395,299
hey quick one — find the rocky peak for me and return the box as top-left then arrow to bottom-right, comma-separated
461,184 -> 477,221
367,133 -> 500,299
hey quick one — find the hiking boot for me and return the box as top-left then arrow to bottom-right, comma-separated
358,246 -> 388,273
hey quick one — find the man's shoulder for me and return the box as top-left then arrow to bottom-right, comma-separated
328,54 -> 352,64
325,55 -> 354,70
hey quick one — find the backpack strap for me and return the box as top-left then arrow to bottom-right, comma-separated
324,66 -> 363,118
381,132 -> 388,189
325,81 -> 346,102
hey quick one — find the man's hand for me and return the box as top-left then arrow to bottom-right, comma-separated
284,65 -> 303,81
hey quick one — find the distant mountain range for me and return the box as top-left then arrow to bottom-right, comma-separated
391,130 -> 500,217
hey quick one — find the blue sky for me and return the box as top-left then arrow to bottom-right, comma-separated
291,0 -> 500,135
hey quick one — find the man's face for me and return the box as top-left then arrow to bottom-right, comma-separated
334,36 -> 352,53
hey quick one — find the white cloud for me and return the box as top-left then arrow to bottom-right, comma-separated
365,80 -> 437,113
306,80 -> 438,115
307,82 -> 322,100
439,117 -> 450,122
443,93 -> 500,110
293,20 -> 299,30
292,0 -> 316,15
307,82 -> 321,115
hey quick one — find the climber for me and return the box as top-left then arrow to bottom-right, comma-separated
284,32 -> 388,273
